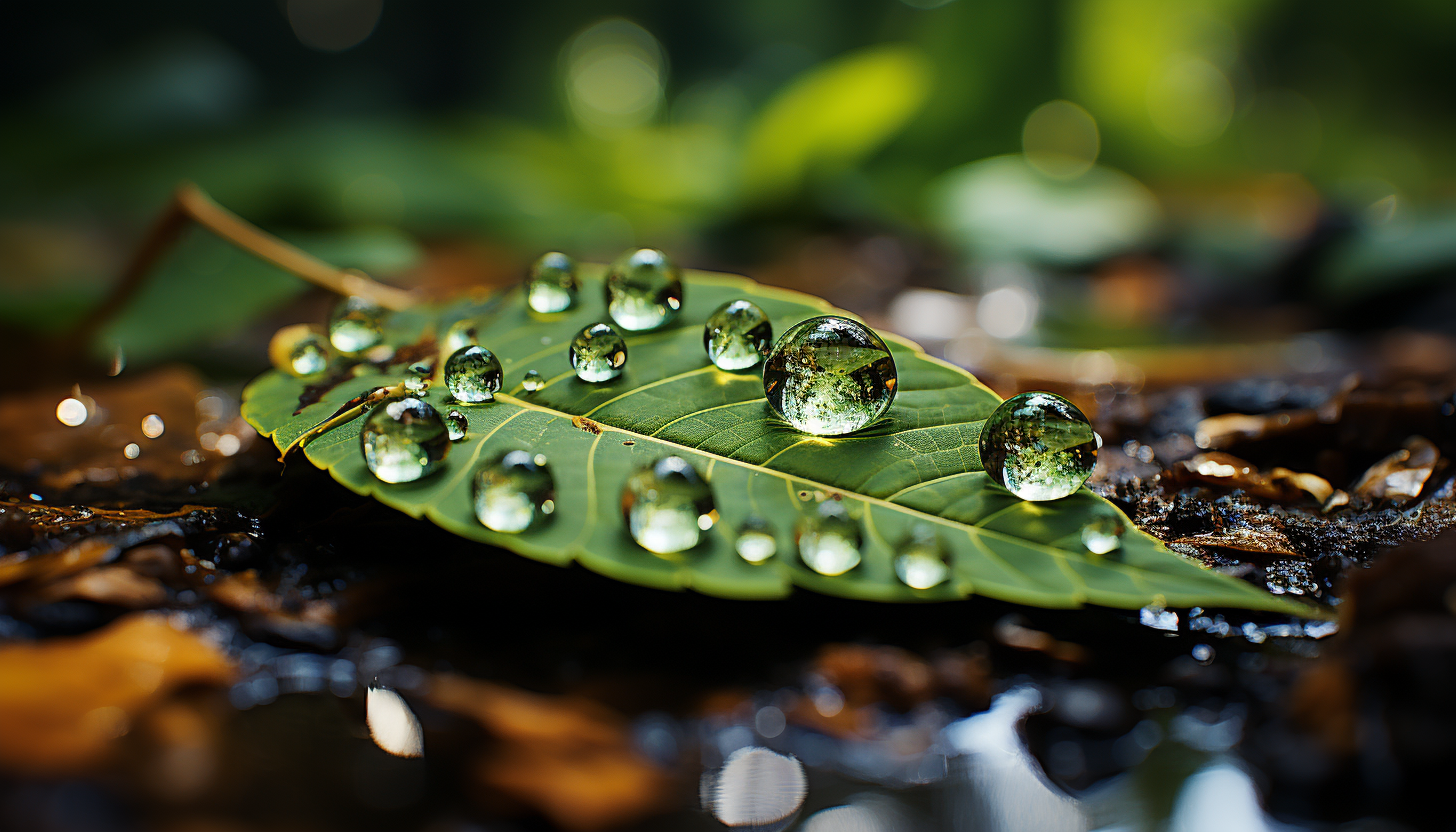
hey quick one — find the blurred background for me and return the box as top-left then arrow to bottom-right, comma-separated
4,3 -> 1456,831
4,0 -> 1455,375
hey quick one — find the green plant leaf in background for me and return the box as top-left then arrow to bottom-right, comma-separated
243,268 -> 1312,613
741,43 -> 932,203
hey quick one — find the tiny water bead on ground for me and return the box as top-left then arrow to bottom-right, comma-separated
445,409 -> 468,441
444,346 -> 503,403
521,369 -> 544,392
797,501 -> 862,576
473,450 -> 555,533
1081,512 -> 1125,555
359,397 -> 450,484
763,316 -> 898,436
622,456 -> 718,554
268,324 -> 331,377
894,526 -> 951,589
570,323 -> 628,382
328,296 -> 386,354
604,248 -> 683,331
704,299 -> 773,371
735,517 -> 777,563
979,391 -> 1099,501
525,251 -> 579,314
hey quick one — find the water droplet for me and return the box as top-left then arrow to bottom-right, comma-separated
123,443 -> 140,459
56,397 -> 87,427
269,324 -> 331,377
894,526 -> 949,589
359,397 -> 450,483
763,316 -> 897,436
1081,511 -> 1125,555
979,391 -> 1098,501
798,501 -> 861,576
445,409 -> 468,441
735,517 -> 777,564
328,296 -> 386,354
604,248 -> 682,331
704,299 -> 773,371
474,450 -> 555,533
522,370 -> 545,392
526,251 -> 579,314
623,456 -> 716,554
704,746 -> 807,829
440,317 -> 480,356
444,345 -> 503,403
141,414 -> 165,439
571,323 -> 628,382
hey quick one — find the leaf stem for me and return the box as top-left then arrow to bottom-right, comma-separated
70,182 -> 416,350
280,380 -> 415,462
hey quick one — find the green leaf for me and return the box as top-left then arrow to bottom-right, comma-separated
741,44 -> 932,203
242,268 -> 1313,614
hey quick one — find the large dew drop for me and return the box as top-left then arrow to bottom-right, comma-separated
359,397 -> 449,483
474,450 -> 555,533
328,296 -> 386,354
1081,511 -> 1125,554
797,501 -> 861,576
444,345 -> 503,403
763,316 -> 897,436
704,299 -> 773,371
622,456 -> 717,554
526,251 -> 579,314
570,323 -> 628,382
894,526 -> 950,590
604,248 -> 682,331
979,391 -> 1098,501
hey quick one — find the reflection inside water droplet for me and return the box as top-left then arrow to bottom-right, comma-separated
735,517 -> 777,564
979,391 -> 1097,501
895,526 -> 950,589
526,251 -> 579,314
328,296 -> 386,354
704,299 -> 773,371
359,397 -> 450,484
1082,512 -> 1124,555
474,450 -> 555,533
798,501 -> 861,576
571,323 -> 628,382
522,369 -> 544,392
444,345 -> 503,403
604,248 -> 683,331
623,456 -> 716,554
762,316 -> 897,436
445,409 -> 468,441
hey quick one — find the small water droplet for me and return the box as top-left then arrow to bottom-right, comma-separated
359,397 -> 450,483
571,323 -> 628,382
798,501 -> 861,576
526,251 -> 579,314
56,397 -> 87,427
704,299 -> 773,371
979,391 -> 1098,501
1081,511 -> 1125,555
763,316 -> 897,436
123,443 -> 140,459
623,456 -> 716,554
604,248 -> 682,331
474,450 -> 555,533
445,409 -> 468,441
894,526 -> 949,589
269,324 -> 331,377
444,345 -> 503,403
522,370 -> 544,392
735,517 -> 777,564
141,414 -> 165,439
1191,643 -> 1214,664
440,318 -> 480,356
328,296 -> 386,354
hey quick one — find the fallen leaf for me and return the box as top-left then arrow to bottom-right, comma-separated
1350,436 -> 1440,506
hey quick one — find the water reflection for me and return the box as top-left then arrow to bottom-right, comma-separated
702,746 -> 806,831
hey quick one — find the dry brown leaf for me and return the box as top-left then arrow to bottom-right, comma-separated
426,673 -> 674,832
0,613 -> 234,775
1175,452 -> 1331,503
1351,436 -> 1440,506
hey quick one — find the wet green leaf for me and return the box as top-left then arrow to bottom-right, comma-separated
242,268 -> 1312,612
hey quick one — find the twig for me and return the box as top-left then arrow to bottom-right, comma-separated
70,182 -> 416,350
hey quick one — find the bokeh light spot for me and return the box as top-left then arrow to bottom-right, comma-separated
1022,100 -> 1100,179
1147,55 -> 1233,146
287,0 -> 382,53
564,19 -> 665,133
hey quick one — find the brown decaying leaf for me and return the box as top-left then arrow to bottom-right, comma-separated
424,673 -> 675,832
1350,436 -> 1440,506
1175,452 -> 1334,504
0,367 -> 252,489
0,613 -> 234,775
